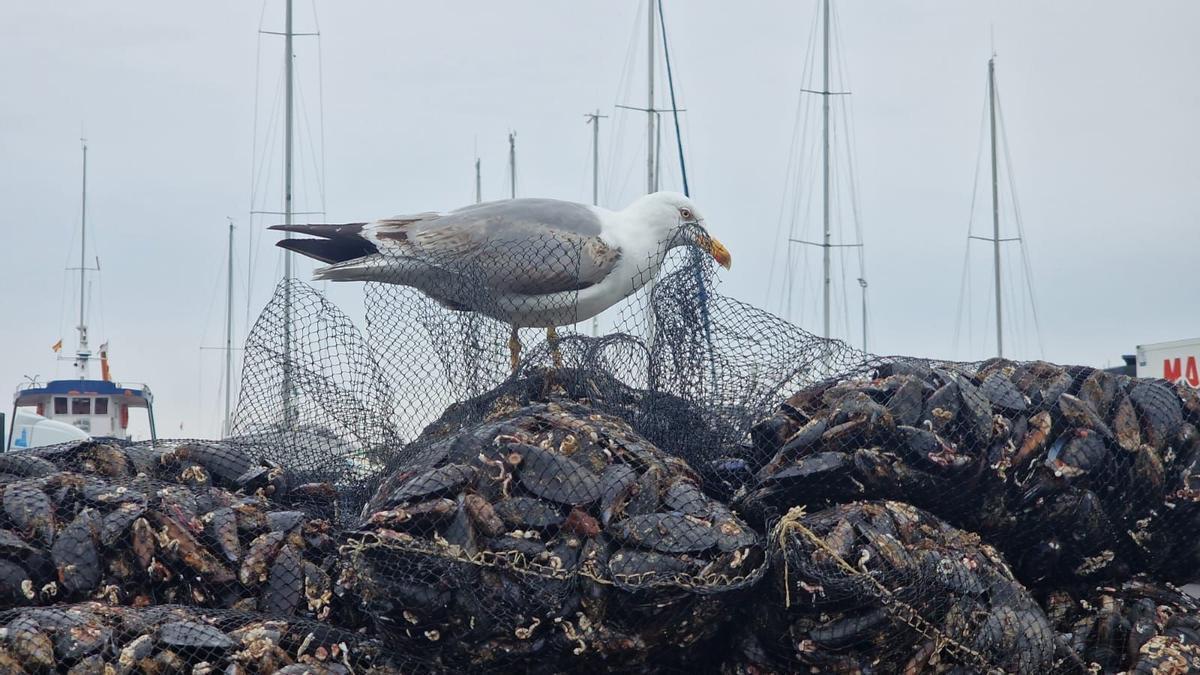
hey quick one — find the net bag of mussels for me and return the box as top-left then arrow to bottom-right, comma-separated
340,398 -> 766,671
740,359 -> 1200,672
726,500 -> 1065,674
0,439 -> 350,629
0,602 -> 402,673
742,360 -> 1200,590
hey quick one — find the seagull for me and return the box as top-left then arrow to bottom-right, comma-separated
272,191 -> 731,372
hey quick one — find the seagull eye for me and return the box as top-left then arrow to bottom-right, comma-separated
679,207 -> 692,220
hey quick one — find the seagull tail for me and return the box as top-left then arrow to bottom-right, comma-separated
310,258 -> 380,283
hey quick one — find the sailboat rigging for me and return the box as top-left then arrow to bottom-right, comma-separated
768,0 -> 869,349
245,0 -> 327,433
953,54 -> 1044,359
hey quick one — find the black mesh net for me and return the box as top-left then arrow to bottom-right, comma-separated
338,399 -> 766,670
0,445 -> 346,627
0,602 -> 403,673
4,230 -> 1198,672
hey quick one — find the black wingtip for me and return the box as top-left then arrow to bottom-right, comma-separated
276,236 -> 377,265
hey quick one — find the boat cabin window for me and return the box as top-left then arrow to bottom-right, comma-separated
72,397 -> 91,415
94,398 -> 109,415
54,397 -> 68,414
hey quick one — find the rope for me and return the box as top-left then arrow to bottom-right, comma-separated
656,0 -> 717,391
772,505 -> 1004,674
994,82 -> 1046,358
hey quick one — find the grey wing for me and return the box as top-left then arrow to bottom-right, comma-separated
369,198 -> 621,295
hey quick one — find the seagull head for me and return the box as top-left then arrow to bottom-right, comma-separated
626,191 -> 732,269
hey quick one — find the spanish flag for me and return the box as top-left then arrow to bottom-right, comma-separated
99,342 -> 111,381
51,339 -> 62,353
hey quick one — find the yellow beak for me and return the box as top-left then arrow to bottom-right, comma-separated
702,235 -> 732,270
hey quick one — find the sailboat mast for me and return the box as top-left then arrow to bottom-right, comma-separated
988,57 -> 1003,357
79,142 -> 87,341
281,0 -> 295,425
511,130 -> 520,195
475,158 -> 482,203
76,140 -> 91,379
224,219 -> 235,437
821,0 -> 832,341
283,0 -> 294,278
588,110 -> 602,205
642,1 -> 658,343
646,1 -> 656,194
585,109 -> 607,337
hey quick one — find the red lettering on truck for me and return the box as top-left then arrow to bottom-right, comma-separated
1165,358 -> 1182,382
1164,356 -> 1200,387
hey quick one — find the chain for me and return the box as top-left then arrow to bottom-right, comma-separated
340,531 -> 764,591
773,506 -> 1003,675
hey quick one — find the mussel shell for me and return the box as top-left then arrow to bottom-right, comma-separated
1129,381 -> 1184,450
507,444 -> 602,506
663,480 -> 710,518
50,509 -> 101,594
598,464 -> 638,526
204,507 -> 241,564
1078,369 -> 1119,418
489,535 -> 546,558
920,380 -> 961,435
1112,395 -> 1143,452
386,464 -> 478,505
262,544 -> 304,616
3,480 -> 55,545
171,442 -> 255,486
609,513 -> 717,554
266,510 -> 306,533
493,497 -> 564,528
806,607 -> 889,649
151,510 -> 236,585
883,375 -> 926,427
1057,394 -> 1114,439
980,372 -> 1028,413
0,558 -> 31,601
98,502 -> 145,546
7,615 -> 56,669
759,419 -> 828,477
623,466 -> 663,517
0,528 -> 37,556
52,617 -> 110,662
157,620 -> 235,650
462,494 -> 505,537
1045,429 -> 1109,478
954,375 -> 994,444
0,453 -> 57,479
609,548 -> 692,579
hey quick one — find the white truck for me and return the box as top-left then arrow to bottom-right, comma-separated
5,408 -> 89,450
1136,338 -> 1200,388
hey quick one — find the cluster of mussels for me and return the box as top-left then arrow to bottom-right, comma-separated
736,358 -> 1200,673
724,501 -> 1066,673
343,399 -> 766,670
1,359 -> 1197,673
0,602 -> 400,674
0,440 -> 352,631
1046,578 -> 1200,673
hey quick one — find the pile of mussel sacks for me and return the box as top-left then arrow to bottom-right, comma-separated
0,359 -> 1198,673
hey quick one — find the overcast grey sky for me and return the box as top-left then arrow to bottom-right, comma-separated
2,1 -> 1197,439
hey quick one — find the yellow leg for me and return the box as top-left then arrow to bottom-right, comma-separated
547,326 -> 563,369
508,326 -> 522,375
